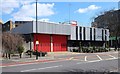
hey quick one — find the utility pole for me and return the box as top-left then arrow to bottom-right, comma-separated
36,0 -> 38,33
36,0 -> 38,60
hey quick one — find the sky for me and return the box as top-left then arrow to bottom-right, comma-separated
0,0 -> 119,27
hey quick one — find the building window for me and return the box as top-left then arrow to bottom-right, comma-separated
79,27 -> 82,40
94,28 -> 96,41
83,27 -> 85,40
90,28 -> 92,40
76,26 -> 78,40
102,29 -> 104,41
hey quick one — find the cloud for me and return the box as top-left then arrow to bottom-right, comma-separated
1,0 -> 20,14
76,5 -> 101,13
11,15 -> 50,22
19,0 -> 34,5
11,3 -> 55,21
38,18 -> 50,22
11,16 -> 35,21
1,0 -> 55,21
38,18 -> 59,24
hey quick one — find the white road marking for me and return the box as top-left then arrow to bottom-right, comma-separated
96,55 -> 102,60
21,65 -> 62,72
0,59 -> 3,61
77,58 -> 118,64
85,56 -> 87,61
108,55 -> 117,59
69,57 -> 74,60
77,60 -> 100,64
105,57 -> 118,60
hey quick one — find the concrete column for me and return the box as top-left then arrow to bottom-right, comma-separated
50,35 -> 53,52
31,42 -> 34,51
51,43 -> 53,52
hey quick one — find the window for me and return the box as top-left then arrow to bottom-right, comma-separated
76,26 -> 78,40
90,28 -> 92,40
79,27 -> 82,40
83,27 -> 85,40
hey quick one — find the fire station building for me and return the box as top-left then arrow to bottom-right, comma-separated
11,21 -> 109,52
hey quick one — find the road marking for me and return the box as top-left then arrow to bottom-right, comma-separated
77,60 -> 100,64
96,55 -> 102,60
77,58 -> 118,64
108,55 -> 117,59
0,59 -> 3,61
21,65 -> 62,72
69,57 -> 74,60
85,56 -> 87,61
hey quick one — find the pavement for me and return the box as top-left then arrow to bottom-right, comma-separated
1,51 -> 119,73
0,52 -> 81,67
0,51 -> 119,68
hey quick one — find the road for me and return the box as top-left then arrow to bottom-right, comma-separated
2,52 -> 119,72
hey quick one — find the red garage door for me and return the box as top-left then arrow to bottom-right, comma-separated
34,34 -> 50,52
53,35 -> 67,52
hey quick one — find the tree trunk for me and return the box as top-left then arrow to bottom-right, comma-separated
30,52 -> 32,58
115,37 -> 118,50
8,53 -> 10,59
2,53 -> 5,57
30,38 -> 32,58
20,53 -> 22,58
5,53 -> 7,58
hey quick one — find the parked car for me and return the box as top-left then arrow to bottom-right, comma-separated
25,50 -> 33,55
32,51 -> 47,57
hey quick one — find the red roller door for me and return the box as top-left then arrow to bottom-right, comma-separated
53,35 -> 67,52
34,34 -> 50,52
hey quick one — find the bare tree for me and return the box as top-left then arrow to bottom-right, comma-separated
2,32 -> 24,59
92,9 -> 120,49
101,10 -> 120,49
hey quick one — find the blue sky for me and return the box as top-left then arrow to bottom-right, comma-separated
1,0 -> 119,27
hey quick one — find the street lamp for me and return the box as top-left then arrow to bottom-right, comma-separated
36,40 -> 39,60
36,0 -> 38,60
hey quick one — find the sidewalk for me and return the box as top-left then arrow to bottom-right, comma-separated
0,52 -> 79,67
47,51 -> 81,56
1,51 -> 117,67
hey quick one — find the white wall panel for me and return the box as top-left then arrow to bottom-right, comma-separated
92,28 -> 94,40
106,29 -> 109,41
95,28 -> 102,41
85,27 -> 90,40
81,27 -> 84,40
70,26 -> 76,40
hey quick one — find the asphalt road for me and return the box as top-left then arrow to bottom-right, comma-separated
2,52 -> 119,72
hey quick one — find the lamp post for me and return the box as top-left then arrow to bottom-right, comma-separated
36,0 -> 38,33
36,0 -> 38,60
36,40 -> 39,60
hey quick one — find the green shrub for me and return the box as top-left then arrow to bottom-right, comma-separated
82,47 -> 89,53
17,46 -> 24,58
73,49 -> 78,52
17,46 -> 24,54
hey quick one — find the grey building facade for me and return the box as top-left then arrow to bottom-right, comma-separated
11,21 -> 109,52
